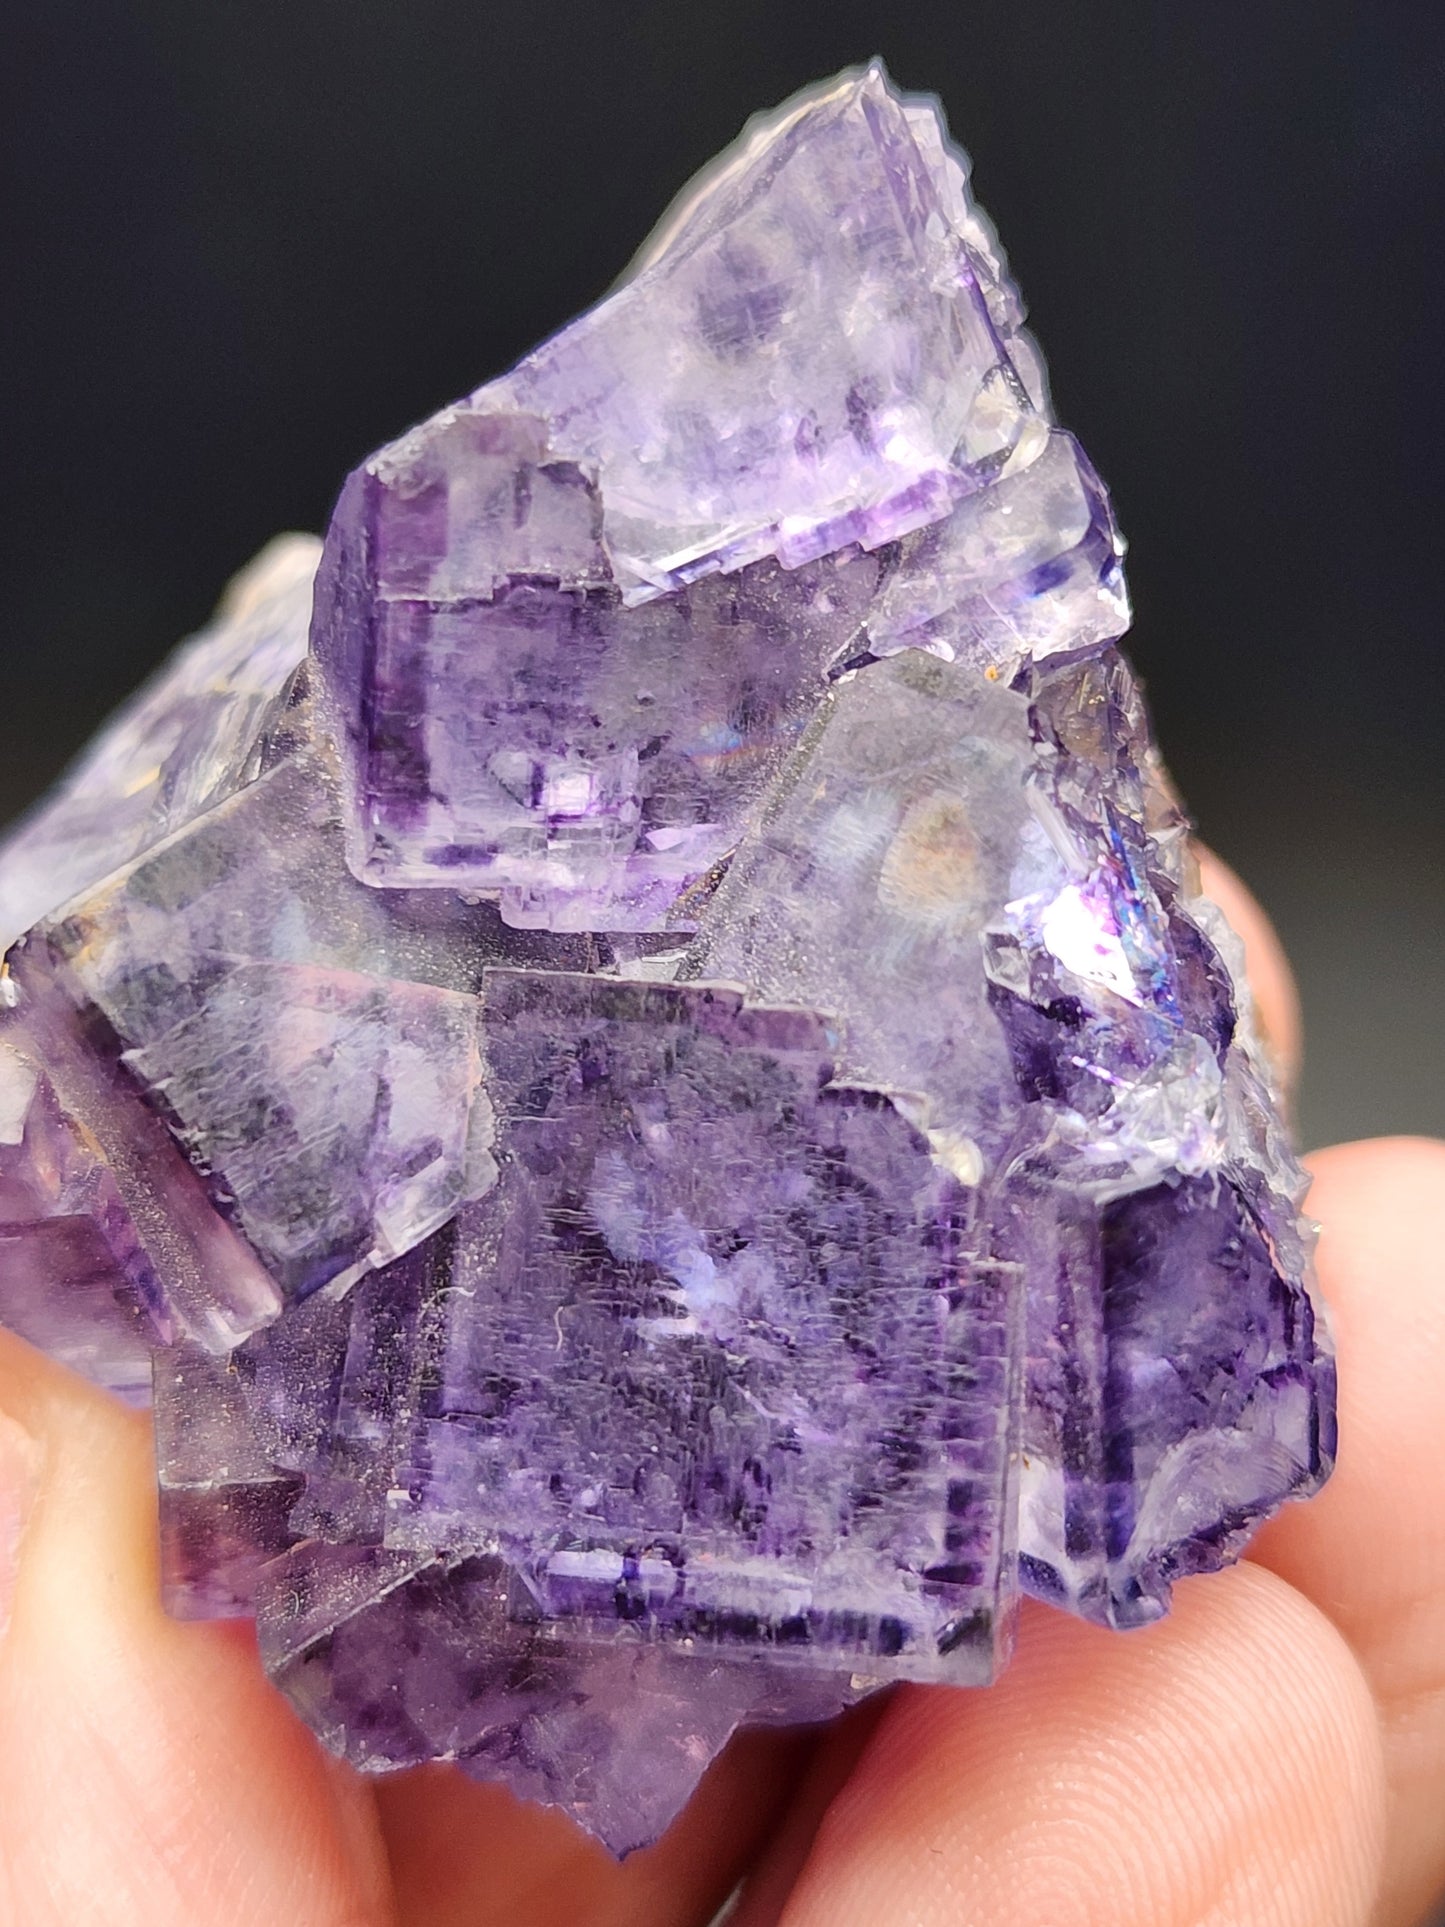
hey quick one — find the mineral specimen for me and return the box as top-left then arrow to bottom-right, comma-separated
0,62 -> 1333,1853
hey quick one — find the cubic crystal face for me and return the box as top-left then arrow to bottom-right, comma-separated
0,62 -> 1332,1854
396,973 -> 1019,1680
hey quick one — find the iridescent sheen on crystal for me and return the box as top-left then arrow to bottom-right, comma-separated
0,62 -> 1332,1855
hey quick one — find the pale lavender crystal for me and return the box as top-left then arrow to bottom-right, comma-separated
685,649 -> 1034,1152
488,72 -> 1037,596
311,63 -> 1125,929
0,536 -> 319,953
865,429 -> 1128,673
0,61 -> 1333,1856
125,962 -> 485,1301
0,961 -> 282,1355
16,740 -> 513,1304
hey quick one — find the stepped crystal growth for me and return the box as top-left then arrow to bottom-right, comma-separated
0,65 -> 1333,1853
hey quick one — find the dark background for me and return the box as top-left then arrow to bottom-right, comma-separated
3,1 -> 1442,1153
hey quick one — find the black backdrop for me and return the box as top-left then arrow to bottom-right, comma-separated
4,1 -> 1442,1149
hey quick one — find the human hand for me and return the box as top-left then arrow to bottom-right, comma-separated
0,857 -> 1440,1927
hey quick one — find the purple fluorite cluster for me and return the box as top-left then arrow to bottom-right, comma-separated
0,65 -> 1333,1852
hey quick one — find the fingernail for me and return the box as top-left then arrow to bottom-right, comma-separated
0,1409 -> 42,1643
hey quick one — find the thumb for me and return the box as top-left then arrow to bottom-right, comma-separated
0,1332 -> 395,1927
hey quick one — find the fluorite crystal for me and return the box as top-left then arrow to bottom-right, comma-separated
0,63 -> 1333,1852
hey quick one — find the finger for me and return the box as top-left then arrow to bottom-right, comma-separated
376,1724 -> 817,1927
727,1699 -> 893,1927
1193,845 -> 1303,1101
764,1566 -> 1384,1927
1249,1137 -> 1445,1927
0,1333 -> 395,1927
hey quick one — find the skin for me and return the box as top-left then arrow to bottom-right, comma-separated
0,854 -> 1440,1927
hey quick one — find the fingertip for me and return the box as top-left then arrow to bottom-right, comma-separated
1306,1131 -> 1445,1200
1251,1135 -> 1445,1926
776,1566 -> 1384,1927
0,1406 -> 42,1645
0,1330 -> 395,1926
1253,1135 -> 1445,1620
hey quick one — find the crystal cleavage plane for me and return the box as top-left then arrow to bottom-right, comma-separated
0,64 -> 1334,1854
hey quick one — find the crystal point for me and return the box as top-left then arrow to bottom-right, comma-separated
0,63 -> 1332,1853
